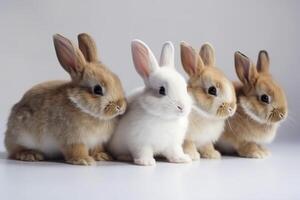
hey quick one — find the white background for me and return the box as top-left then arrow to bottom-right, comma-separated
0,1 -> 299,199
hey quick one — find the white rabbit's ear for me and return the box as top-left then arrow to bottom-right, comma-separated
131,39 -> 159,79
160,41 -> 174,67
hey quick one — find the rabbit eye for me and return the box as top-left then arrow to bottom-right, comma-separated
159,86 -> 166,96
260,94 -> 270,104
208,86 -> 217,96
93,84 -> 104,96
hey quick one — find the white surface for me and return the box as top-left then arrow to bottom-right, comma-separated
1,142 -> 299,200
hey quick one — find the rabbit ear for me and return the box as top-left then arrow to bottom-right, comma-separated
180,41 -> 204,77
199,43 -> 215,66
234,51 -> 257,85
53,34 -> 86,80
160,41 -> 174,67
131,39 -> 159,79
78,33 -> 99,63
257,50 -> 270,73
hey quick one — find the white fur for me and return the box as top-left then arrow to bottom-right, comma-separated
68,95 -> 100,119
17,125 -> 112,158
240,98 -> 266,124
17,133 -> 60,158
108,40 -> 192,165
185,82 -> 235,152
187,108 -> 225,148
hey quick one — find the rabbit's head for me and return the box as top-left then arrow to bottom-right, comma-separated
131,40 -> 191,119
234,51 -> 287,123
53,33 -> 127,120
181,42 -> 236,120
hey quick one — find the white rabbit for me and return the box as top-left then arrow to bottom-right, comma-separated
108,40 -> 192,166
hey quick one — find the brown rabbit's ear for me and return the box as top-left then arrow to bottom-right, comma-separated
257,50 -> 270,73
234,51 -> 257,86
78,33 -> 98,63
53,34 -> 86,80
180,41 -> 204,77
199,43 -> 215,66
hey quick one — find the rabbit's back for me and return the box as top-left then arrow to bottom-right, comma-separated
6,80 -> 117,157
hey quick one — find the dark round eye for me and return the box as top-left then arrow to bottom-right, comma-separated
93,84 -> 103,96
159,86 -> 166,96
208,86 -> 217,96
260,94 -> 270,104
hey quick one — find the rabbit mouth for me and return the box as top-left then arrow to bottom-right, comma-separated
103,102 -> 126,118
267,108 -> 286,123
216,102 -> 236,118
69,95 -> 125,119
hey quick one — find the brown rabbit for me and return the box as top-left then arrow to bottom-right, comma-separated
180,42 -> 236,160
4,33 -> 127,165
217,51 -> 288,158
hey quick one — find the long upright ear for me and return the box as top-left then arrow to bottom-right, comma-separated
180,41 -> 204,77
131,39 -> 159,79
78,33 -> 98,63
257,50 -> 270,73
53,34 -> 86,80
160,41 -> 174,67
234,51 -> 257,85
199,43 -> 215,66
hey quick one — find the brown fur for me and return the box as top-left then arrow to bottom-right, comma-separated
218,51 -> 287,158
181,42 -> 236,160
4,33 -> 127,165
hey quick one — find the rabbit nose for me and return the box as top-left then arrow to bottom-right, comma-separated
116,105 -> 121,112
279,113 -> 284,119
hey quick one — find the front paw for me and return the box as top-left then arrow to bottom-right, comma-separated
167,154 -> 192,163
186,151 -> 200,161
134,157 -> 156,166
92,152 -> 113,161
66,156 -> 95,166
201,150 -> 221,159
15,150 -> 45,161
239,148 -> 270,159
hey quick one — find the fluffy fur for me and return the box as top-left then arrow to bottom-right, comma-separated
217,51 -> 288,158
4,33 -> 127,165
108,40 -> 192,166
180,42 -> 237,160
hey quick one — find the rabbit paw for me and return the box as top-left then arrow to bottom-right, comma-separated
238,144 -> 270,159
66,156 -> 95,166
92,152 -> 113,161
240,148 -> 269,158
201,149 -> 221,159
186,150 -> 200,161
167,154 -> 192,163
134,157 -> 156,166
15,150 -> 44,161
